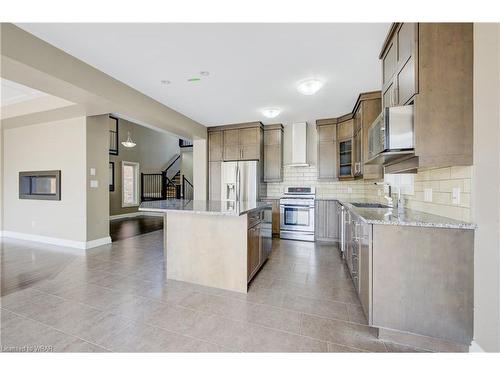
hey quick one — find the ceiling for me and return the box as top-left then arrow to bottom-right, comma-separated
17,23 -> 390,127
1,78 -> 48,107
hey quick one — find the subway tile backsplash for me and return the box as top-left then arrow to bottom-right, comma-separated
267,165 -> 473,223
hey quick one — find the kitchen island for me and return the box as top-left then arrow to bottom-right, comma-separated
139,199 -> 272,293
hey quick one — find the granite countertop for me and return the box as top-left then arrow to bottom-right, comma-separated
337,199 -> 476,230
139,199 -> 271,216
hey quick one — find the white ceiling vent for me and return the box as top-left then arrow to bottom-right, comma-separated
287,122 -> 309,167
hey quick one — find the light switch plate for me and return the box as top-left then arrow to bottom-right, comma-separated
90,180 -> 99,188
90,168 -> 96,176
424,188 -> 433,202
452,187 -> 461,205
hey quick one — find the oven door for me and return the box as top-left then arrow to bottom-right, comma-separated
280,203 -> 314,232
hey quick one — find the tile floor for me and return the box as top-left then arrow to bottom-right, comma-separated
1,231 -> 430,352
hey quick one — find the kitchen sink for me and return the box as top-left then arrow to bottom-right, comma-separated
350,202 -> 391,209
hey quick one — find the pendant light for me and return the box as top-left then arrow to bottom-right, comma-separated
121,131 -> 137,148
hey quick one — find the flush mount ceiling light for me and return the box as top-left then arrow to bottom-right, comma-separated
121,131 -> 137,148
297,79 -> 323,95
262,108 -> 281,119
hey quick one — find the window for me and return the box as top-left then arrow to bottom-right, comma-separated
122,161 -> 139,207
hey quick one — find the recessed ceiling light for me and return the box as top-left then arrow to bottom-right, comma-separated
297,79 -> 323,95
200,71 -> 210,76
160,80 -> 171,85
262,108 -> 281,119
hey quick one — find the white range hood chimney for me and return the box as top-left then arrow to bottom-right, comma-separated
287,122 -> 309,167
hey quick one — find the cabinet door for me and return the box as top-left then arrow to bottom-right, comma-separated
318,124 -> 336,143
208,131 -> 223,161
224,129 -> 240,160
318,141 -> 337,180
315,201 -> 327,240
397,55 -> 416,105
338,140 -> 353,178
241,144 -> 259,160
271,200 -> 280,236
208,161 -> 221,201
359,222 -> 371,322
382,41 -> 397,85
224,129 -> 239,145
382,80 -> 395,109
353,129 -> 362,177
326,200 -> 339,240
239,128 -> 260,146
397,22 -> 416,65
264,144 -> 282,181
337,119 -> 353,140
247,225 -> 261,281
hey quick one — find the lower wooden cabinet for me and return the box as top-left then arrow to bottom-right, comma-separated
315,200 -> 341,242
247,223 -> 261,281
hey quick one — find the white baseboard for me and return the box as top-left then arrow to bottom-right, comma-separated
469,340 -> 485,352
1,231 -> 111,250
110,211 -> 163,220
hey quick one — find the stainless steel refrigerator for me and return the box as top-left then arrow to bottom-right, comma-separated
220,161 -> 259,202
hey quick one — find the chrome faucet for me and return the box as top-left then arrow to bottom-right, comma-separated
374,182 -> 393,208
374,182 -> 405,214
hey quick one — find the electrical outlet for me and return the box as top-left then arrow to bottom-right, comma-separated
90,180 -> 99,188
424,188 -> 433,202
452,187 -> 461,205
90,168 -> 96,176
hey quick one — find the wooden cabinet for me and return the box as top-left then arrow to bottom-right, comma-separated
379,23 -> 473,170
263,124 -> 283,182
381,23 -> 418,109
337,117 -> 354,179
352,91 -> 383,180
208,131 -> 223,161
220,124 -> 262,161
208,161 -> 221,201
316,120 -> 338,180
247,223 -> 261,280
315,200 -> 341,243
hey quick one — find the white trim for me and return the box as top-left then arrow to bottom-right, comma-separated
469,341 -> 485,352
122,161 -> 140,208
110,211 -> 163,220
1,231 -> 111,250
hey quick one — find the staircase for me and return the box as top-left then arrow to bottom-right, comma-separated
140,157 -> 193,202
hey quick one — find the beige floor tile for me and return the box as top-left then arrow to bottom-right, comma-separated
300,314 -> 386,352
282,294 -> 349,321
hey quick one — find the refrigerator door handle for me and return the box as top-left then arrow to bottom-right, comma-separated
236,164 -> 240,202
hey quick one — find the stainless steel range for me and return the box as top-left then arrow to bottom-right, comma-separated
280,187 -> 316,242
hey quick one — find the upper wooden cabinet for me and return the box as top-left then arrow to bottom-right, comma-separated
208,131 -> 223,161
381,23 -> 418,109
316,119 -> 338,181
337,116 -> 354,180
209,122 -> 263,162
352,91 -> 383,180
263,124 -> 284,182
380,23 -> 473,169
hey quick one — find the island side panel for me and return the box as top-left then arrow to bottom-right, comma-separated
371,225 -> 474,345
166,211 -> 248,293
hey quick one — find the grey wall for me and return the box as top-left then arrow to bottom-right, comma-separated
109,117 -> 180,216
86,115 -> 110,241
3,116 -> 88,242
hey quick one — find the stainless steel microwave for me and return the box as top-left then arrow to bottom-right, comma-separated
368,105 -> 414,161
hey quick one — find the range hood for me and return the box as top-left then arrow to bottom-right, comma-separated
287,122 -> 309,167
